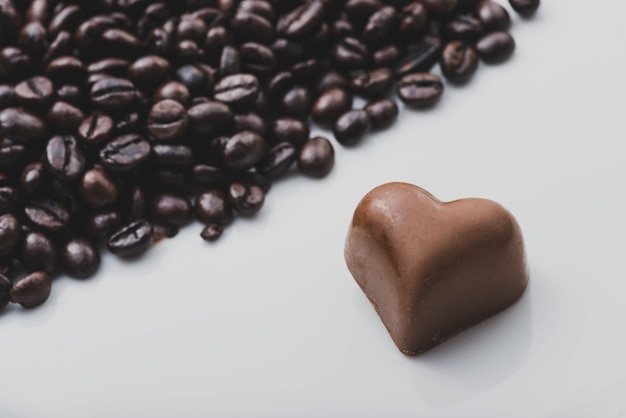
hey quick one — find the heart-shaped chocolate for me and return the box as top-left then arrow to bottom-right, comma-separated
344,182 -> 529,355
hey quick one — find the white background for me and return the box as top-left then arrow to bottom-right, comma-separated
3,0 -> 626,416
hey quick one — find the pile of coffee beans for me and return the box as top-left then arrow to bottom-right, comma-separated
0,0 -> 539,310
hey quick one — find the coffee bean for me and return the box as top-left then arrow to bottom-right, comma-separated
60,238 -> 100,279
297,136 -> 334,178
20,230 -> 58,274
270,37 -> 305,67
230,11 -> 274,44
312,88 -> 352,125
0,186 -> 20,214
233,112 -> 266,135
78,167 -> 118,209
509,0 -> 540,16
152,144 -> 194,166
48,4 -> 82,37
256,141 -> 296,178
86,210 -> 121,239
99,134 -> 151,171
476,31 -> 515,63
398,2 -> 428,39
42,31 -> 73,65
87,58 -> 130,77
177,17 -> 209,43
191,164 -> 227,188
420,0 -> 457,18
24,198 -> 70,233
350,68 -> 393,99
19,162 -> 48,196
149,193 -> 192,226
315,70 -> 348,95
277,0 -> 325,39
219,45 -> 241,77
0,137 -> 29,170
187,100 -> 233,135
333,109 -> 371,146
240,42 -> 276,77
0,47 -> 31,82
100,28 -> 142,57
107,220 -> 154,257
344,0 -> 383,26
78,112 -> 114,145
280,85 -> 312,119
364,98 -> 398,130
195,189 -> 233,225
395,37 -> 442,77
200,223 -> 225,242
363,6 -> 397,45
14,76 -> 55,110
56,84 -> 84,107
443,15 -> 484,41
396,72 -> 444,107
204,25 -> 230,60
474,0 -> 511,32
0,274 -> 11,310
213,73 -> 260,108
25,0 -> 48,23
153,81 -> 190,105
9,271 -> 52,308
332,37 -> 369,71
222,130 -> 267,170
147,99 -> 188,141
45,56 -> 86,84
145,27 -> 174,57
90,77 -> 137,109
45,135 -> 86,180
46,101 -> 84,133
228,182 -> 264,215
440,41 -> 479,83
0,213 -> 21,256
18,21 -> 48,59
0,107 -> 47,145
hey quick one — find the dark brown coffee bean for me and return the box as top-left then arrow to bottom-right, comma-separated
315,71 -> 348,95
398,2 -> 428,39
147,99 -> 188,141
145,27 -> 174,57
78,167 -> 118,209
395,37 -> 442,77
232,112 -> 266,135
277,0 -> 325,39
153,81 -> 190,105
152,144 -> 194,166
187,100 -> 233,135
280,85 -> 312,120
332,37 -> 368,71
26,0 -> 48,23
312,88 -> 352,125
24,198 -> 70,233
20,230 -> 58,274
213,73 -> 260,108
200,223 -> 225,242
268,117 -> 309,146
107,220 -> 154,257
46,101 -> 84,133
14,76 -> 55,110
240,42 -> 276,77
228,182 -> 264,215
78,113 -> 114,145
18,21 -> 48,59
45,135 -> 86,180
230,11 -> 274,44
222,130 -> 267,170
476,31 -> 515,63
363,6 -> 397,46
150,193 -> 192,226
191,164 -> 227,187
125,55 -> 169,87
204,25 -> 230,60
0,47 -> 31,82
0,0 -> 22,34
396,72 -> 444,107
45,56 -> 86,84
0,137 -> 29,170
350,68 -> 393,99
333,109 -> 370,146
9,271 -> 52,308
90,77 -> 137,109
0,213 -> 21,256
256,141 -> 296,178
195,189 -> 233,225
42,31 -> 72,65
509,0 -> 540,16
364,98 -> 398,130
270,37 -> 305,67
345,0 -> 383,26
444,15 -> 484,41
19,162 -> 48,196
87,58 -> 130,77
474,0 -> 511,32
48,4 -> 81,37
0,107 -> 47,145
420,0 -> 457,18
100,28 -> 142,57
60,238 -> 100,279
440,41 -> 479,83
86,210 -> 121,239
99,134 -> 151,171
290,58 -> 320,84
219,45 -> 241,77
177,17 -> 209,43
0,274 -> 11,310
56,84 -> 84,107
297,136 -> 334,178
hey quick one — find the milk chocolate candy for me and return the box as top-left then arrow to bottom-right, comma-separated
344,182 -> 528,355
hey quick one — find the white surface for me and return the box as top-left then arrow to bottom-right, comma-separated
2,1 -> 626,416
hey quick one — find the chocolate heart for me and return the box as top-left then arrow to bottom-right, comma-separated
344,182 -> 529,355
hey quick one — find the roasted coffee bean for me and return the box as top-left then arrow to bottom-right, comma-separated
0,137 -> 29,169
0,84 -> 16,109
364,98 -> 398,130
87,58 -> 130,77
256,141 -> 296,178
45,56 -> 86,84
200,223 -> 224,241
371,45 -> 401,68
204,25 -> 230,60
0,186 -> 20,213
45,135 -> 86,180
396,72 -> 444,107
444,15 -> 484,41
277,0 -> 325,39
344,0 -> 383,26
398,2 -> 428,39
312,88 -> 352,125
56,84 -> 84,107
476,31 -> 515,63
78,112 -> 114,145
228,182 -> 264,215
24,198 -> 70,233
232,112 -> 266,135
147,99 -> 188,141
153,81 -> 190,105
187,100 -> 233,135
333,109 -> 370,146
230,11 -> 274,44
332,37 -> 368,71
509,0 -> 540,16
219,45 -> 241,77
60,237 -> 100,279
25,0 -> 48,23
90,77 -> 136,109
18,21 -> 48,59
42,31 -> 72,65
20,230 -> 58,274
9,271 -> 52,308
0,47 -> 31,82
350,68 -> 393,99
238,0 -> 275,22
145,27 -> 174,57
14,76 -> 55,110
268,117 -> 309,146
270,37 -> 305,66
240,42 -> 276,77
265,71 -> 293,102
297,136 -> 334,178
213,73 -> 260,108
86,210 -> 120,239
290,58 -> 320,84
20,162 -> 48,196
48,4 -> 82,37
0,107 -> 47,145
0,274 -> 11,310
191,164 -> 227,187
395,37 -> 442,77
195,189 -> 233,225
78,167 -> 118,209
177,17 -> 208,43
152,144 -> 193,166
100,28 -> 142,57
107,219 -> 154,257
0,213 -> 21,256
363,6 -> 397,45
332,17 -> 355,38
46,101 -> 84,133
280,85 -> 312,119
115,111 -> 141,134
126,55 -> 170,87
0,0 -> 22,34
149,193 -> 192,226
174,65 -> 206,95
99,134 -> 151,171
474,0 -> 511,32
315,70 -> 348,95
440,41 -> 479,83
222,130 -> 267,170
420,0 -> 457,18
